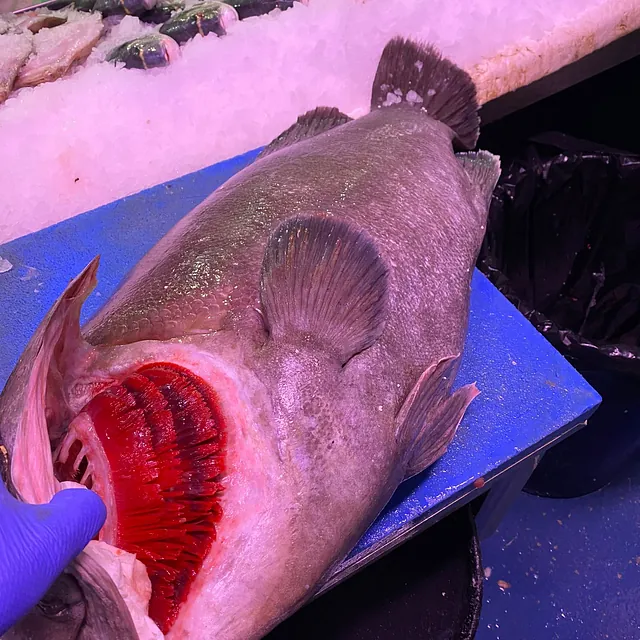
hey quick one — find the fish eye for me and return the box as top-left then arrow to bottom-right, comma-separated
37,574 -> 85,621
37,599 -> 67,618
4,573 -> 86,640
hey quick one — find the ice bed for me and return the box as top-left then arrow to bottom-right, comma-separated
1,0 -> 639,243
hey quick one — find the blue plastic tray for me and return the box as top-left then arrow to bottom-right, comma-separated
0,148 -> 601,588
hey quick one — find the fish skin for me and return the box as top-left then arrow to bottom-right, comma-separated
84,107 -> 484,364
0,32 -> 32,104
0,38 -> 499,640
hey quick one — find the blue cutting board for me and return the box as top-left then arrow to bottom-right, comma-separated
0,147 -> 601,583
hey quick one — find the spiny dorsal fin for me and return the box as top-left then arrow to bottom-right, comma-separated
371,37 -> 480,150
396,355 -> 479,480
258,107 -> 353,159
457,150 -> 501,209
260,214 -> 388,364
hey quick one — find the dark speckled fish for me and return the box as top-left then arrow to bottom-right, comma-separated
158,0 -> 237,43
139,0 -> 184,25
221,0 -> 299,20
0,37 -> 499,640
107,33 -> 180,69
94,0 -> 155,17
73,0 -> 97,12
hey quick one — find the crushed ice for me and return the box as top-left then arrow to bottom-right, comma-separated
0,256 -> 12,273
382,91 -> 402,107
0,0 -> 616,244
406,90 -> 423,104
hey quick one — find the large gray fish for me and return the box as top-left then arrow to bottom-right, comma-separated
0,37 -> 500,640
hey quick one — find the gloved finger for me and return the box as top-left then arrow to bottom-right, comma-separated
47,487 -> 107,554
0,485 -> 106,635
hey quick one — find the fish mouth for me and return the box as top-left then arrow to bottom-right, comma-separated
52,361 -> 227,635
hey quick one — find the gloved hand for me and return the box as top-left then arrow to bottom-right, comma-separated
0,474 -> 106,635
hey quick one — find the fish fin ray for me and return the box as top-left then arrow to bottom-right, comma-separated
371,37 -> 480,149
258,107 -> 353,159
45,256 -> 100,354
2,257 -> 99,504
396,355 -> 479,480
457,150 -> 501,209
260,214 -> 388,363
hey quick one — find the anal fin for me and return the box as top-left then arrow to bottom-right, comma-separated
258,107 -> 353,159
396,355 -> 479,480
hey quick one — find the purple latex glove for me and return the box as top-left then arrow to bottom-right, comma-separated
0,479 -> 106,635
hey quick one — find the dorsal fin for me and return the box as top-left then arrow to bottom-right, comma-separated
457,150 -> 501,209
260,214 -> 388,364
371,37 -> 480,150
258,107 -> 353,159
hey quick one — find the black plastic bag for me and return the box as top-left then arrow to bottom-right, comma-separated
477,132 -> 640,497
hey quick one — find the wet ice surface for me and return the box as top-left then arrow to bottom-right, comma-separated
0,0 -> 630,243
477,459 -> 640,640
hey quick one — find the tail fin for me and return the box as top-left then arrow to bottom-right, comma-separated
371,37 -> 480,150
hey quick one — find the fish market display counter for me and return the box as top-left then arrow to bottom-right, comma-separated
1,0 -> 637,637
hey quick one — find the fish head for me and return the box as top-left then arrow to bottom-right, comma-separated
0,253 -> 307,639
0,212 -> 397,640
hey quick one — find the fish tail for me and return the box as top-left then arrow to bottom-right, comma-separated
370,37 -> 480,150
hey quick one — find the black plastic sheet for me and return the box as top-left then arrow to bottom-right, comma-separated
477,132 -> 640,497
478,132 -> 640,377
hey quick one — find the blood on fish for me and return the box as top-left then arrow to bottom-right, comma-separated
54,363 -> 226,634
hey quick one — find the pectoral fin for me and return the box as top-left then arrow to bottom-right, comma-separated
260,214 -> 389,364
396,355 -> 479,480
